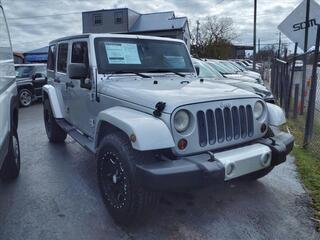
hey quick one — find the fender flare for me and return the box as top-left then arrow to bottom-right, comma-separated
266,103 -> 286,126
95,106 -> 175,151
42,84 -> 64,118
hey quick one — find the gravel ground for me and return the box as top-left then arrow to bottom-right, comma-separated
0,103 -> 319,240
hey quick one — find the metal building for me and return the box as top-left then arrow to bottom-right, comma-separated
82,8 -> 191,48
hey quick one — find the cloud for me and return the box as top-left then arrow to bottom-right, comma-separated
1,0 -> 319,51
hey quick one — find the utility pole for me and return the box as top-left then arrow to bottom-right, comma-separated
300,0 -> 311,115
253,0 -> 257,70
196,20 -> 200,46
278,32 -> 282,58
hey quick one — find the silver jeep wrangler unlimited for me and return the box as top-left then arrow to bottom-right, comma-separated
43,34 -> 294,225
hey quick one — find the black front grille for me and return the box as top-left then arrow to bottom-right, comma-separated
196,105 -> 254,147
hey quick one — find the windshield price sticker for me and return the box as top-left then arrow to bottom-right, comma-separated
105,43 -> 141,65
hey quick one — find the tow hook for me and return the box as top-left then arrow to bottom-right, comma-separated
207,151 -> 216,162
153,102 -> 166,117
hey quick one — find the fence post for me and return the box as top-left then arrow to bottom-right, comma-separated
287,43 -> 298,117
303,25 -> 320,147
293,84 -> 300,119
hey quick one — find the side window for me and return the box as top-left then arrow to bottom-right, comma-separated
57,43 -> 68,73
114,11 -> 123,24
71,42 -> 89,67
0,8 -> 12,62
47,45 -> 56,71
93,14 -> 102,25
0,7 -> 14,89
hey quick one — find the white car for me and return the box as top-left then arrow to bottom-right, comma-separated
193,58 -> 275,103
0,2 -> 20,180
43,33 -> 293,225
205,59 -> 263,84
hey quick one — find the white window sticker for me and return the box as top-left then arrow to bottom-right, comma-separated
105,43 -> 141,64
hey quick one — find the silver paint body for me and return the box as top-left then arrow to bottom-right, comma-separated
43,33 -> 287,180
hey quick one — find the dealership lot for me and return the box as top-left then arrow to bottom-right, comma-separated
0,103 -> 318,240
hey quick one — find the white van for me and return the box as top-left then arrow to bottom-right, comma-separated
0,2 -> 20,180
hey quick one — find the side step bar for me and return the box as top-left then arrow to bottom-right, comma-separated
56,119 -> 95,153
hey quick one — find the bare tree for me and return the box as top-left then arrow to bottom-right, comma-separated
191,16 -> 238,59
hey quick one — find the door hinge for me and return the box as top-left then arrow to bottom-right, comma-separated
89,119 -> 95,128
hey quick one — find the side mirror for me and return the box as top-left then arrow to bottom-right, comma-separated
68,63 -> 88,80
195,65 -> 200,76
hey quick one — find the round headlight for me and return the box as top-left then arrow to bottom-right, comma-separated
254,101 -> 265,119
174,110 -> 190,133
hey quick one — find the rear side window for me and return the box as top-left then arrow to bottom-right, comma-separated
0,7 -> 15,91
57,43 -> 68,73
71,42 -> 89,67
47,45 -> 56,70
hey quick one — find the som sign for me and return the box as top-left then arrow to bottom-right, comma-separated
278,0 -> 320,50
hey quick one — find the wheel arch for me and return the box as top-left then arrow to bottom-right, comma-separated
94,107 -> 175,151
42,84 -> 64,118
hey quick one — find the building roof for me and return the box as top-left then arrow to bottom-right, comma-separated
130,11 -> 187,33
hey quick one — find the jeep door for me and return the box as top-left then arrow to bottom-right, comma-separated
55,42 -> 73,123
0,6 -> 15,165
67,40 -> 94,136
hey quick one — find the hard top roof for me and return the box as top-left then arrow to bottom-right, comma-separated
49,33 -> 185,45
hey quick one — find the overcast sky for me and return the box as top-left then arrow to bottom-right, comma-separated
1,0 -> 318,52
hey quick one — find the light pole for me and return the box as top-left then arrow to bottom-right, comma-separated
253,0 -> 257,70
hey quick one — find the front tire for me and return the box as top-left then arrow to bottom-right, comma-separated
19,89 -> 32,107
43,99 -> 67,143
0,130 -> 20,180
97,132 -> 159,226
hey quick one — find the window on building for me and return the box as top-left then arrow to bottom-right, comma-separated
93,14 -> 103,25
47,45 -> 56,70
114,11 -> 123,24
71,42 -> 89,67
57,43 -> 68,73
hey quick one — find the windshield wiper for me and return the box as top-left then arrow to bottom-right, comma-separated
112,71 -> 151,78
146,69 -> 186,77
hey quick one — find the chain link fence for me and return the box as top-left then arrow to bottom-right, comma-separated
266,27 -> 320,156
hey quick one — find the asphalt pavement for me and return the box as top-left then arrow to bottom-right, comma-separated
0,103 -> 319,240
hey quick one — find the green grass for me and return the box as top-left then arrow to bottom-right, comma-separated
287,119 -> 320,230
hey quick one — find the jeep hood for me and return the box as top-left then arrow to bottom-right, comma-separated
224,74 -> 258,83
99,76 -> 257,113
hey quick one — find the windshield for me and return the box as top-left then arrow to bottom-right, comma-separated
193,59 -> 222,78
230,61 -> 245,71
219,61 -> 239,73
207,61 -> 234,75
15,65 -> 46,78
94,37 -> 194,74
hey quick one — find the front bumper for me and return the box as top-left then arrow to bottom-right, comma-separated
136,132 -> 294,191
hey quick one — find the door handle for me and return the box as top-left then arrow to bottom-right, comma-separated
66,81 -> 74,88
54,78 -> 61,83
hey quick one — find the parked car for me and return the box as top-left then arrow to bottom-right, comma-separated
15,63 -> 47,107
0,2 -> 20,180
228,60 -> 262,80
205,59 -> 263,85
43,33 -> 293,225
192,58 -> 275,103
